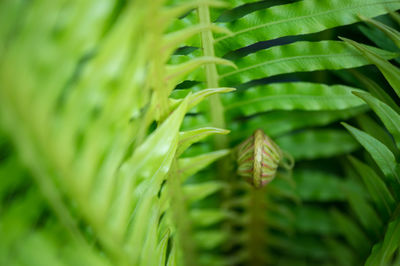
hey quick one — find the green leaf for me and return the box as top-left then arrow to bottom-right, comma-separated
177,127 -> 230,156
218,41 -> 398,86
294,206 -> 338,235
267,234 -> 331,261
268,176 -> 301,204
342,37 -> 400,98
156,230 -> 170,266
184,181 -> 224,204
167,56 -> 236,87
110,98 -> 188,240
350,70 -> 400,113
126,195 -> 161,265
276,129 -> 360,160
0,155 -> 26,199
194,230 -> 228,250
178,149 -> 230,180
360,15 -> 400,48
171,87 -> 236,113
229,106 -> 367,140
356,114 -> 399,157
190,209 -> 229,227
366,214 -> 400,266
294,169 -> 347,202
215,0 -> 298,23
345,189 -> 383,239
389,9 -> 400,26
348,156 -> 395,226
214,0 -> 400,55
186,87 -> 235,110
342,123 -> 400,187
181,113 -> 210,131
166,243 -> 179,266
332,210 -> 371,256
223,82 -> 365,116
354,91 -> 400,151
326,238 -> 355,266
359,24 -> 400,64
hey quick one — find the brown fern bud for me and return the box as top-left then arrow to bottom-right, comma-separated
236,129 -> 293,188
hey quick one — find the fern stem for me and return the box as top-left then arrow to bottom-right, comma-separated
198,3 -> 228,152
197,4 -> 238,261
248,187 -> 269,266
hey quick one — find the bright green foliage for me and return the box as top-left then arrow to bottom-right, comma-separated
1,0 -> 400,266
0,1 -> 233,265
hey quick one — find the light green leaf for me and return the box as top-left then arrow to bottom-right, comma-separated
184,181 -> 225,204
348,156 -> 395,224
170,87 -> 235,115
167,56 -> 236,88
139,202 -> 162,266
178,149 -> 230,180
166,243 -> 179,266
181,113 -> 210,131
177,127 -> 230,156
223,82 -> 365,116
110,98 -> 188,240
155,230 -> 170,266
126,195 -> 161,265
214,0 -> 400,55
218,41 -> 398,86
354,91 -> 400,151
190,209 -> 230,227
195,230 -> 228,250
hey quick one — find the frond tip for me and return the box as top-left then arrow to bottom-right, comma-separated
236,129 -> 294,188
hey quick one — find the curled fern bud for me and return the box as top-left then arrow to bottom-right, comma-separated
236,129 -> 294,188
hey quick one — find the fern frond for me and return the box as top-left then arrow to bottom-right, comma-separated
218,41 -> 398,86
214,0 -> 400,55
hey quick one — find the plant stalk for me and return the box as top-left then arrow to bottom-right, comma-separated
197,3 -> 228,152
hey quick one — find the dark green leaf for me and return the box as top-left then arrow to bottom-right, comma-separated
349,156 -> 396,220
332,210 -> 371,256
342,123 -> 399,185
354,91 -> 400,151
276,129 -> 359,160
366,214 -> 400,266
